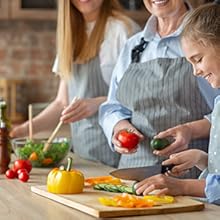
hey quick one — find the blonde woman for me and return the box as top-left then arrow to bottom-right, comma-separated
11,0 -> 140,167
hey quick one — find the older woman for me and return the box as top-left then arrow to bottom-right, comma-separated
99,0 -> 220,177
134,2 -> 220,204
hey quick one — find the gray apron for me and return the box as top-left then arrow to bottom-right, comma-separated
116,57 -> 211,178
68,56 -> 120,168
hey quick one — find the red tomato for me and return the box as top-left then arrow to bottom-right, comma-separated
117,130 -> 140,150
18,170 -> 29,182
13,159 -> 32,173
17,168 -> 28,175
5,169 -> 16,179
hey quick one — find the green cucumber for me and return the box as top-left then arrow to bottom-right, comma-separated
93,183 -> 136,194
132,182 -> 137,195
96,183 -> 108,190
93,184 -> 102,190
104,184 -> 120,193
150,138 -> 170,150
123,186 -> 133,194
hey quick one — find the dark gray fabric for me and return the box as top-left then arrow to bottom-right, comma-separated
68,56 -> 120,168
116,57 -> 211,178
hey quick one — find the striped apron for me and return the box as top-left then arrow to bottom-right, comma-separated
68,56 -> 120,168
116,57 -> 211,178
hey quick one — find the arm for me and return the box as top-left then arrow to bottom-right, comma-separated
99,40 -> 134,149
10,79 -> 68,138
185,118 -> 211,139
61,19 -> 140,124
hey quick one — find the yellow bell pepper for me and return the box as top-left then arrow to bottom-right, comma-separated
47,157 -> 84,194
143,195 -> 174,204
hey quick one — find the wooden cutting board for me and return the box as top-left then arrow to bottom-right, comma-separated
31,185 -> 205,218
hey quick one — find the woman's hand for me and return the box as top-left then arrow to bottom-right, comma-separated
112,120 -> 144,154
134,174 -> 185,196
61,97 -> 106,123
153,124 -> 192,157
162,149 -> 208,176
10,123 -> 28,138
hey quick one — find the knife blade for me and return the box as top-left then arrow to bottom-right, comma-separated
110,164 -> 174,182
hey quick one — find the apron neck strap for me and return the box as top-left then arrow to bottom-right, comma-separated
131,37 -> 148,63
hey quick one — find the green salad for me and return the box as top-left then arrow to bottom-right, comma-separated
14,138 -> 70,167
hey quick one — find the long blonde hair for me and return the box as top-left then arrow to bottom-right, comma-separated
181,3 -> 220,48
56,0 -> 132,79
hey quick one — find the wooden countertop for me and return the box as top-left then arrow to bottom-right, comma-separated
0,153 -> 220,220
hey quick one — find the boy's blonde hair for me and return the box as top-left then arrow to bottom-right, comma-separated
181,3 -> 220,48
56,0 -> 132,79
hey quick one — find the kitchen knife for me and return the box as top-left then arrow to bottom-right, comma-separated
110,164 -> 174,182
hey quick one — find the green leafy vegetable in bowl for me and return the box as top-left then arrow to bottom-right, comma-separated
12,137 -> 70,167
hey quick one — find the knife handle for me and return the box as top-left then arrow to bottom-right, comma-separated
161,164 -> 175,174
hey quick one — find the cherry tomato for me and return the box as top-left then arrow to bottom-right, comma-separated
117,130 -> 140,150
11,166 -> 18,178
17,168 -> 28,175
5,169 -> 16,179
13,159 -> 32,173
18,170 -> 29,182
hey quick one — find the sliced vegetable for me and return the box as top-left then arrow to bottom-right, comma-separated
99,193 -> 155,208
93,183 -> 134,194
15,139 -> 69,167
42,158 -> 53,165
29,152 -> 38,161
85,176 -> 121,186
143,195 -> 174,204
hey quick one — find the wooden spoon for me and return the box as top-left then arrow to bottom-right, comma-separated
42,96 -> 79,152
43,120 -> 63,152
28,104 -> 33,141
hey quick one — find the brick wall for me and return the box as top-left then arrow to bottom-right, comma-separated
0,20 -> 58,121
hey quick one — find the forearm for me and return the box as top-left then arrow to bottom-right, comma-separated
94,96 -> 107,106
180,179 -> 206,197
185,118 -> 211,139
196,151 -> 208,170
22,100 -> 64,135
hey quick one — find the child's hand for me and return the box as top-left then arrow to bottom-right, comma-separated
134,174 -> 185,196
153,124 -> 192,157
162,149 -> 208,176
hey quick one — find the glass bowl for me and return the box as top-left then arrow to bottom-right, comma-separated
11,137 -> 70,167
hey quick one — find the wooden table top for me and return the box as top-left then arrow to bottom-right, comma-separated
0,152 -> 220,220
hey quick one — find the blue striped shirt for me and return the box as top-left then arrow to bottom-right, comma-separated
99,14 -> 220,149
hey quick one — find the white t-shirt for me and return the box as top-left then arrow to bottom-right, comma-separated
98,17 -> 140,85
53,16 -> 140,85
